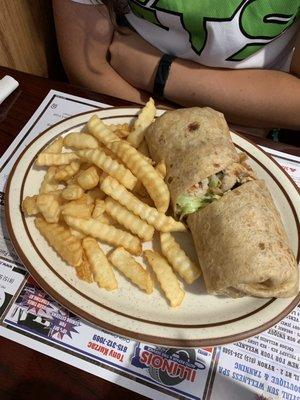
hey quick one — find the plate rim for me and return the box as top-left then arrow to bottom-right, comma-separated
5,106 -> 300,348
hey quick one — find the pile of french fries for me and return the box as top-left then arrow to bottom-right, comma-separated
21,99 -> 201,307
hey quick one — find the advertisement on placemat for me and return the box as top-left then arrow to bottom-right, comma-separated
3,279 -> 137,362
212,305 -> 300,400
0,259 -> 27,319
5,281 -> 81,339
130,343 -> 215,398
3,279 -> 215,400
4,277 -> 300,400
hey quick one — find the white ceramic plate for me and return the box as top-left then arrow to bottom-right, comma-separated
5,107 -> 300,347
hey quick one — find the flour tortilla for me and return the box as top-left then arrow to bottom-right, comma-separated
187,180 -> 299,298
145,107 -> 239,208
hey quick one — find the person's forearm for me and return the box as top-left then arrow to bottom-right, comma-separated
164,59 -> 300,129
67,61 -> 147,104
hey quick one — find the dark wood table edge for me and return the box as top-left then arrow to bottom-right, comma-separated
1,65 -> 299,157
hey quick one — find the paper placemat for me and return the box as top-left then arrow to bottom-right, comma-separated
1,90 -> 299,400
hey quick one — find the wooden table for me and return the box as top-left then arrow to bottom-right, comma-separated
0,66 -> 299,400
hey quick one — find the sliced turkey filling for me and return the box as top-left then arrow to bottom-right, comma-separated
176,157 -> 255,218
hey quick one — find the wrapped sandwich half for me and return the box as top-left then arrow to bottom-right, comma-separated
146,107 -> 299,298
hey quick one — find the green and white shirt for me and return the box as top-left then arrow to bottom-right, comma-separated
74,0 -> 300,71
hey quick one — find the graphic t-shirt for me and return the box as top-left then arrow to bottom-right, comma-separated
73,0 -> 300,71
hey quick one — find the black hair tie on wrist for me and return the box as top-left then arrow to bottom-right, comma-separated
153,54 -> 175,100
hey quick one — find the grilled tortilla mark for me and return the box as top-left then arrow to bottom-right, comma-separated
188,122 -> 199,131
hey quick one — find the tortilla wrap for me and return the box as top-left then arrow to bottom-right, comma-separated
145,107 -> 239,208
187,180 -> 299,298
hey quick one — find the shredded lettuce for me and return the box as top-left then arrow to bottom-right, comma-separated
176,193 -> 220,218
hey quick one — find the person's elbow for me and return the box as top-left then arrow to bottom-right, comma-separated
52,0 -> 111,85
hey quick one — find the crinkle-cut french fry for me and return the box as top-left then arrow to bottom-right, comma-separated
76,148 -> 137,190
46,189 -> 64,205
115,127 -> 130,138
110,123 -> 131,138
105,198 -> 154,241
109,124 -> 123,132
22,195 -> 39,215
86,187 -> 106,202
61,198 -> 94,219
62,184 -> 84,200
87,115 -> 117,144
92,199 -> 106,219
64,215 -> 142,255
48,189 -> 63,196
99,144 -> 119,161
109,248 -> 153,294
70,227 -> 85,239
39,166 -> 58,194
36,152 -> 79,166
88,116 -> 169,211
75,254 -> 93,283
82,237 -> 117,290
77,166 -> 99,190
127,98 -> 156,148
41,137 -> 63,154
131,140 -> 152,165
138,153 -> 153,165
144,250 -> 185,307
55,161 -> 81,181
96,213 -> 115,225
81,193 -> 95,205
65,163 -> 93,186
156,161 -> 167,179
80,123 -> 90,133
64,132 -> 99,149
160,233 -> 201,284
101,176 -> 185,232
109,140 -> 170,212
98,171 -> 107,185
239,152 -> 248,163
76,195 -> 92,205
35,217 -> 83,267
91,202 -> 115,224
110,123 -> 129,132
36,193 -> 60,223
